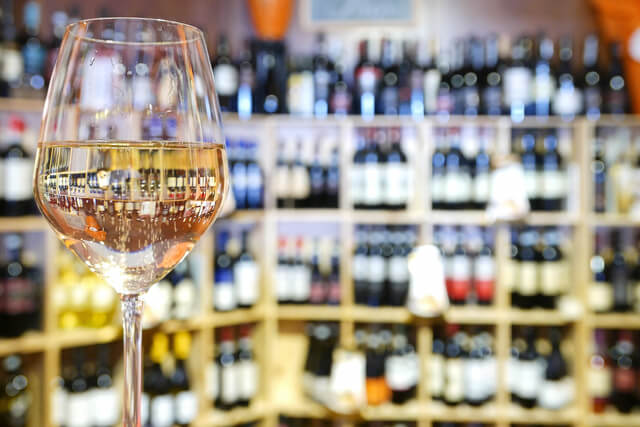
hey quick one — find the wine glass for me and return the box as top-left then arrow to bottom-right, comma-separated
33,18 -> 228,426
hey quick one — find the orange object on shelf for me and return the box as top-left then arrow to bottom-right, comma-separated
591,0 -> 640,113
247,0 -> 294,40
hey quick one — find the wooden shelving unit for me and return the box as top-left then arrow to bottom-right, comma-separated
4,99 -> 640,427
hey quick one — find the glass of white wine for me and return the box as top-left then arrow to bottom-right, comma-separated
33,18 -> 228,426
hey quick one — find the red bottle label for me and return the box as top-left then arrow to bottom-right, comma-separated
614,367 -> 636,392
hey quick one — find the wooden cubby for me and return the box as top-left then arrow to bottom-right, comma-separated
2,98 -> 640,426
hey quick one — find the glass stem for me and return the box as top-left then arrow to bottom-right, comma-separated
121,293 -> 145,427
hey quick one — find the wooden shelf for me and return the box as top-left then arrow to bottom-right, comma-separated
430,210 -> 490,225
588,410 -> 640,426
507,404 -> 578,424
277,399 -> 332,419
275,208 -> 344,223
0,216 -> 47,232
202,401 -> 269,426
0,97 -> 44,112
429,401 -> 500,422
351,306 -> 414,323
444,306 -> 501,324
508,308 -> 577,325
208,306 -> 265,327
0,332 -> 48,355
55,326 -> 122,349
588,313 -> 640,329
359,401 -> 422,420
278,305 -> 343,321
589,213 -> 640,227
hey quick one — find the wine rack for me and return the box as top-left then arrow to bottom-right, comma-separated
2,98 -> 640,427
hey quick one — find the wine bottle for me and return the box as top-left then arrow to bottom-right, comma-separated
462,37 -> 482,116
171,259 -> 197,321
276,236 -> 293,304
326,239 -> 341,305
308,142 -> 325,208
582,34 -> 603,120
214,231 -> 236,312
430,333 -> 446,402
471,130 -> 491,210
473,229 -> 495,305
1,355 -> 30,427
593,136 -> 607,213
588,329 -> 611,413
539,328 -> 572,410
149,333 -> 174,427
363,130 -> 386,210
212,34 -> 238,112
531,34 -> 555,117
172,332 -> 198,427
236,324 -> 258,407
481,34 -> 503,116
431,129 -> 447,210
366,328 -> 391,406
354,40 -> 381,118
540,130 -> 566,211
589,230 -> 614,313
553,37 -> 582,119
91,345 -> 119,427
444,129 -> 472,210
610,330 -> 636,413
448,229 -> 472,305
448,39 -> 465,115
519,131 -> 540,211
291,139 -> 312,208
353,227 -> 370,305
367,228 -> 387,307
329,63 -> 352,115
16,1 -> 45,98
384,128 -> 410,210
312,33 -> 334,117
504,36 -> 533,122
67,349 -> 92,427
386,325 -> 418,404
0,0 -> 22,97
423,38 -> 441,116
436,48 -> 455,115
352,130 -> 368,210
443,325 -> 464,406
516,327 -> 542,408
398,40 -> 424,117
237,40 -> 255,119
3,116 -> 34,216
610,230 -> 632,312
246,143 -> 264,210
234,230 -> 259,309
387,227 -> 411,307
291,237 -> 311,304
515,228 -> 540,309
378,38 -> 400,115
539,228 -> 568,309
325,143 -> 340,208
604,42 -> 629,115
216,327 -> 238,410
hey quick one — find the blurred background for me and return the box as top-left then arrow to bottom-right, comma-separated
2,1 -> 640,427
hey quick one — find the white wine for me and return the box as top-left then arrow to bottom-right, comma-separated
34,141 -> 228,294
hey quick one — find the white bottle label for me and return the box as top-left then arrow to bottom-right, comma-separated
206,362 -> 219,401
173,278 -> 197,320
474,255 -> 495,281
234,260 -> 259,306
518,360 -> 543,399
352,254 -> 369,281
507,357 -> 520,393
91,388 -> 120,425
214,282 -> 236,311
350,164 -> 364,206
542,170 -> 567,198
431,174 -> 446,204
52,386 -> 67,425
291,264 -> 311,302
368,255 -> 386,284
385,353 -> 418,390
473,172 -> 491,203
238,359 -> 259,400
445,171 -> 472,203
504,66 -> 532,105
275,165 -> 291,199
275,264 -> 292,301
540,261 -> 569,296
291,165 -> 311,199
388,256 -> 409,284
553,87 -> 583,116
141,393 -> 150,425
444,358 -> 464,403
175,391 -> 198,424
2,49 -> 23,82
423,69 -> 442,114
67,392 -> 92,427
213,64 -> 239,96
221,364 -> 239,404
150,394 -> 174,427
588,367 -> 612,398
451,254 -> 471,281
5,158 -> 33,201
363,163 -> 384,206
464,358 -> 487,401
384,163 -> 410,205
534,74 -> 556,102
429,354 -> 445,397
539,378 -> 573,410
524,170 -> 539,199
519,262 -> 538,296
589,282 -> 614,312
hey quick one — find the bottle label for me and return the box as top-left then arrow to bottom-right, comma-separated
291,165 -> 311,199
539,378 -> 573,410
423,69 -> 441,114
67,392 -> 92,427
518,360 -> 543,399
275,165 -> 291,199
588,282 -> 614,312
238,359 -> 258,400
384,163 -> 410,205
234,260 -> 259,306
91,388 -> 120,425
291,265 -> 311,302
385,353 -> 418,390
214,282 -> 236,311
534,74 -> 556,102
363,163 -> 383,206
275,264 -> 292,301
482,357 -> 497,397
431,173 -> 446,204
213,63 -> 239,96
519,262 -> 538,296
614,367 -> 636,392
287,71 -> 315,115
588,367 -> 612,397
351,164 -> 365,205
221,364 -> 239,404
367,255 -> 386,284
5,158 -> 34,201
2,49 -> 23,82
524,170 -> 539,199
474,255 -> 495,281
473,172 -> 490,203
206,362 -> 219,401
429,354 -> 445,397
141,393 -> 150,425
540,260 -> 569,296
52,386 -> 67,425
445,171 -> 472,203
173,278 -> 197,320
175,391 -> 198,423
504,66 -> 532,105
357,66 -> 379,92
553,87 -> 583,116
352,254 -> 369,281
4,277 -> 37,315
388,256 -> 409,284
507,357 -> 520,393
542,170 -> 567,199
444,358 -> 464,403
150,394 -> 174,427
464,358 -> 487,401
451,254 -> 471,281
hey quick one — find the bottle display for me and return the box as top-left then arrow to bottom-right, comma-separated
352,225 -> 416,307
214,226 -> 261,312
0,354 -> 31,426
228,139 -> 264,211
